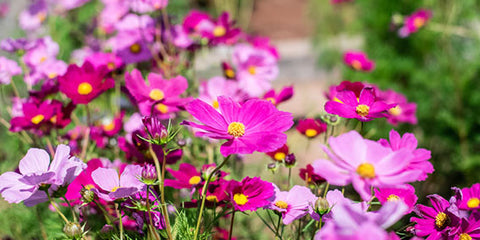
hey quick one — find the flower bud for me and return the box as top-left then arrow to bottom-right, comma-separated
80,188 -> 95,203
63,222 -> 82,239
202,166 -> 217,181
142,116 -> 168,144
267,162 -> 278,173
321,114 -> 340,126
315,197 -> 330,215
141,164 -> 157,185
284,153 -> 296,167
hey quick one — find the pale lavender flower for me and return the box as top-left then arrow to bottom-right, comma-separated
91,165 -> 145,201
267,185 -> 317,225
0,57 -> 22,84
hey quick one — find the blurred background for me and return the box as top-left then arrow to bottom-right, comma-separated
2,0 -> 480,239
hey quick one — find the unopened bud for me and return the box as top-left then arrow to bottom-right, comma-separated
267,163 -> 278,173
202,166 -> 217,181
315,197 -> 330,215
321,114 -> 340,126
141,164 -> 157,185
63,222 -> 82,239
80,188 -> 95,203
284,153 -> 296,167
142,116 -> 168,144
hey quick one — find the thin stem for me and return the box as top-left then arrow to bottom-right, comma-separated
62,196 -> 77,223
228,211 -> 236,240
10,78 -> 21,98
115,203 -> 124,240
146,185 -> 160,240
93,199 -> 113,225
193,155 -> 231,240
47,192 -> 69,224
287,168 -> 292,189
255,212 -> 277,235
323,183 -> 330,198
274,213 -> 282,237
85,104 -> 92,126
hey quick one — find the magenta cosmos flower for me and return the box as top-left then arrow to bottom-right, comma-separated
324,87 -> 391,121
91,165 -> 145,201
125,69 -> 188,116
0,145 -> 86,206
262,86 -> 294,106
378,89 -> 417,125
312,131 -> 423,201
374,184 -> 418,213
164,163 -> 202,189
343,51 -> 375,72
183,96 -> 293,156
266,144 -> 290,162
378,129 -> 433,181
458,183 -> 480,211
59,61 -> 114,104
183,11 -> 241,45
227,176 -> 274,212
399,9 -> 432,38
267,185 -> 317,225
296,118 -> 327,138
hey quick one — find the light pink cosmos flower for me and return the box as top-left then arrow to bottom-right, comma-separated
378,129 -> 433,181
0,145 -> 86,206
19,0 -> 47,31
309,189 -> 368,221
53,0 -> 91,10
183,96 -> 293,156
198,76 -> 245,109
183,11 -> 241,45
378,89 -> 417,125
99,0 -> 129,34
84,52 -> 123,72
374,184 -> 418,213
129,0 -> 168,13
399,9 -> 432,38
312,131 -> 423,201
0,56 -> 22,84
343,51 -> 375,72
232,43 -> 279,97
268,185 -> 317,225
91,165 -> 145,201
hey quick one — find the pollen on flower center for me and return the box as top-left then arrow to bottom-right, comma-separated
459,233 -> 472,240
206,195 -> 218,202
48,73 -> 57,79
130,43 -> 141,54
233,193 -> 248,206
435,212 -> 449,229
155,103 -> 169,114
31,114 -> 45,125
111,186 -> 119,192
351,60 -> 362,70
467,197 -> 480,208
84,184 -> 95,190
149,89 -> 165,101
274,152 -> 286,161
213,26 -> 226,37
356,104 -> 370,117
212,100 -> 219,109
275,200 -> 289,209
414,18 -> 426,28
305,129 -> 318,137
103,122 -> 115,132
387,194 -> 400,202
225,69 -> 235,78
248,66 -> 256,75
78,82 -> 93,95
266,97 -> 276,105
388,105 -> 402,116
356,163 -> 375,179
189,176 -> 201,185
228,122 -> 245,137
107,62 -> 116,70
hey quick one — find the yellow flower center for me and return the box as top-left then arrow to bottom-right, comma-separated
388,105 -> 402,116
48,73 -> 57,79
84,184 -> 95,190
356,104 -> 370,117
31,114 -> 45,125
206,195 -> 218,202
435,212 -> 449,229
149,89 -> 165,101
213,26 -> 226,37
50,116 -> 57,124
387,194 -> 400,202
130,43 -> 141,54
274,200 -> 289,209
333,97 -> 344,104
212,100 -> 219,109
274,152 -> 286,161
305,129 -> 318,138
227,122 -> 245,137
155,103 -> 169,114
233,193 -> 248,206
107,62 -> 116,70
225,69 -> 235,78
467,197 -> 480,208
39,56 -> 47,63
37,12 -> 46,22
111,186 -> 119,192
188,176 -> 201,185
103,122 -> 115,132
248,66 -> 256,75
78,82 -> 93,95
266,97 -> 276,105
351,60 -> 362,70
414,17 -> 426,28
356,163 -> 375,179
460,233 -> 472,240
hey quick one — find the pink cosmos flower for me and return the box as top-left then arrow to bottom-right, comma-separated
310,189 -> 368,222
183,96 -> 293,156
458,183 -> 480,211
343,51 -> 375,72
0,56 -> 22,84
19,0 -> 47,31
324,87 -> 392,121
22,37 -> 59,68
164,163 -> 202,189
378,89 -> 417,125
325,80 -> 366,101
84,52 -> 123,72
266,144 -> 290,162
91,165 -> 145,201
267,185 -> 317,225
374,184 -> 418,213
452,215 -> 480,240
227,176 -> 275,212
312,131 -> 423,201
410,194 -> 461,239
378,129 -> 433,181
399,9 -> 432,38
129,0 -> 168,13
232,44 -> 279,97
98,0 -> 129,34
183,11 -> 241,45
198,76 -> 245,110
53,0 -> 90,10
0,2 -> 9,18
222,61 -> 236,79
65,158 -> 104,202
262,86 -> 294,106
58,61 -> 114,104
125,69 -> 188,117
247,35 -> 280,60
296,118 -> 327,138
0,145 -> 86,206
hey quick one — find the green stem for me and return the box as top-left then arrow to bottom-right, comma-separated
93,199 -> 113,225
193,155 -> 231,240
47,192 -> 69,224
228,211 -> 236,240
62,196 -> 77,223
115,203 -> 124,240
287,168 -> 292,189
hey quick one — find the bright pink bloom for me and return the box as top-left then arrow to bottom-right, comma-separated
0,56 -> 22,84
374,184 -> 418,213
267,185 -> 317,225
129,0 -> 168,13
266,144 -> 290,162
343,51 -> 375,72
324,87 -> 392,121
59,61 -> 114,104
125,69 -> 188,117
91,165 -> 145,201
262,86 -> 294,106
183,96 -> 293,156
378,129 -> 433,181
65,158 -> 104,202
379,89 -> 417,125
325,81 -> 366,101
312,131 -> 423,201
232,43 -> 279,97
452,215 -> 480,240
198,76 -> 245,109
85,52 -> 123,72
399,9 -> 432,38
227,176 -> 274,212
296,118 -> 327,138
247,35 -> 280,60
458,183 -> 480,211
183,11 -> 241,45
164,163 -> 202,189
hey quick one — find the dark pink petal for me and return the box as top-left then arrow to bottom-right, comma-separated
217,96 -> 241,123
186,99 -> 228,130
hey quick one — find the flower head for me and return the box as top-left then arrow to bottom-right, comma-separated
458,183 -> 480,211
164,163 -> 202,189
374,184 -> 418,213
343,51 -> 375,72
91,165 -> 145,201
267,185 -> 317,224
262,86 -> 294,106
266,144 -> 290,162
227,176 -> 275,212
399,9 -> 432,38
296,118 -> 327,138
378,89 -> 417,125
299,164 -> 325,186
0,56 -> 22,85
